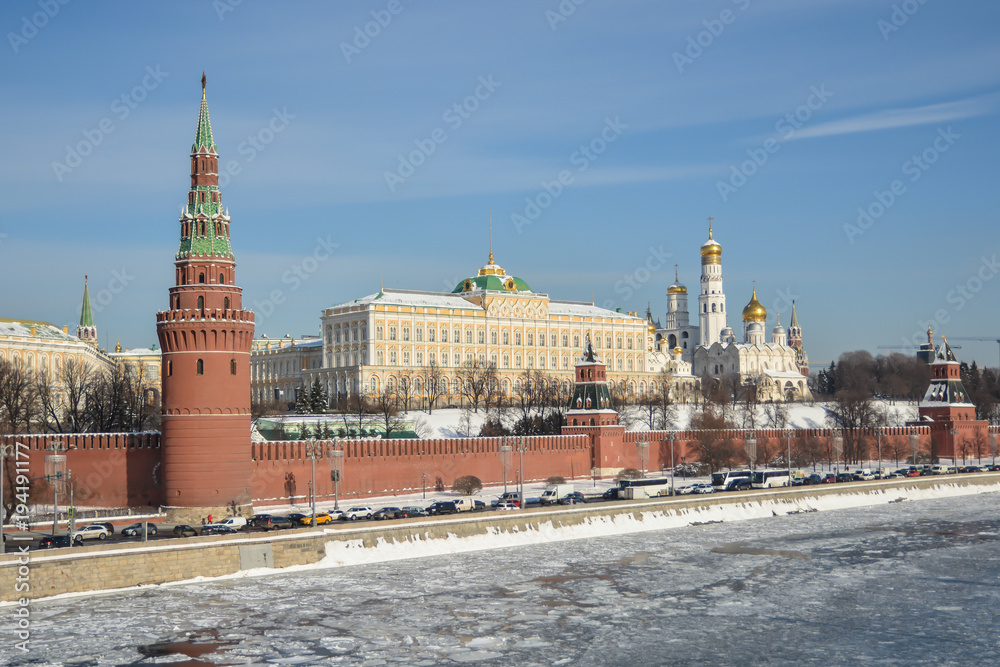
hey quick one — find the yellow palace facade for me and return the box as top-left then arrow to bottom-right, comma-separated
251,252 -> 669,407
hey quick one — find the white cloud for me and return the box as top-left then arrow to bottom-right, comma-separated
787,96 -> 997,141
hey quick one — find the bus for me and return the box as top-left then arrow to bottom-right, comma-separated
751,469 -> 791,489
618,477 -> 672,499
711,470 -> 752,491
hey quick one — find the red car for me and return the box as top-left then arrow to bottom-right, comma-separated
822,474 -> 836,483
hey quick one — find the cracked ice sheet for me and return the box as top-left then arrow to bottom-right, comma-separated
5,491 -> 1000,665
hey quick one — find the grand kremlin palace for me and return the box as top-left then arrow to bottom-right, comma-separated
249,249 -> 695,409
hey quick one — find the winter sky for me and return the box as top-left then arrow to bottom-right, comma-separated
1,1 -> 998,367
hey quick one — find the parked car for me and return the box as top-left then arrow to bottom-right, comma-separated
558,491 -> 587,505
72,524 -> 110,542
959,466 -> 983,473
491,492 -> 521,507
399,506 -> 427,518
601,487 -> 620,500
340,507 -> 375,521
220,516 -> 248,529
122,522 -> 158,537
298,512 -> 335,525
373,507 -> 403,520
247,514 -> 274,529
726,478 -> 753,491
803,473 -> 824,485
675,484 -> 697,495
835,473 -> 855,483
286,513 -> 309,524
201,524 -> 237,535
172,524 -> 198,537
91,521 -> 115,535
494,501 -> 518,511
38,534 -> 72,549
268,515 -> 295,530
822,473 -> 837,483
691,483 -> 715,494
473,499 -> 486,510
425,501 -> 459,515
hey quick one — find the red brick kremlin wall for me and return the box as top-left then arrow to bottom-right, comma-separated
3,425 -> 984,509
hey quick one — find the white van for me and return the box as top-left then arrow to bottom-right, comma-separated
540,483 -> 574,505
451,497 -> 476,512
221,516 -> 247,528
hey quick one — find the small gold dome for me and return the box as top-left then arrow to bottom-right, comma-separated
667,283 -> 687,294
701,228 -> 722,264
742,287 -> 767,322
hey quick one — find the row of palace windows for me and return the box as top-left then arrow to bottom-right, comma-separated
368,325 -> 639,350
330,323 -> 367,343
703,303 -> 725,313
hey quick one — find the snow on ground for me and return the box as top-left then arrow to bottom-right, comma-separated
403,399 -> 920,439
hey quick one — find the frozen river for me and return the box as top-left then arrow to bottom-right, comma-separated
8,492 -> 1000,664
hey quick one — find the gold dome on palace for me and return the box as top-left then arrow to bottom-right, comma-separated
700,228 -> 722,264
742,287 -> 767,322
667,283 -> 687,294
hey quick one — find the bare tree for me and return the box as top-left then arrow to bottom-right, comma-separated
738,374 -> 763,430
826,390 -> 887,464
424,362 -> 445,414
460,359 -> 493,412
763,402 -> 789,429
396,375 -> 414,413
341,391 -> 371,436
0,357 -> 39,434
371,385 -> 405,438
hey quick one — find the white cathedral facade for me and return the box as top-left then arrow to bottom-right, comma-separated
655,226 -> 811,402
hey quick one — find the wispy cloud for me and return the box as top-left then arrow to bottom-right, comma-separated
787,95 -> 997,141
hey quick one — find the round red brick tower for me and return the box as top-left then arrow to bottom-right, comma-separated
156,74 -> 255,517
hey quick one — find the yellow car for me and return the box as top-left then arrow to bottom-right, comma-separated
299,512 -> 334,525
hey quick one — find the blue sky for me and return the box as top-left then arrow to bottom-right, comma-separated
1,0 -> 999,368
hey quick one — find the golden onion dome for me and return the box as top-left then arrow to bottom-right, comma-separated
700,227 -> 722,264
647,321 -> 656,334
667,265 -> 687,294
742,286 -> 767,322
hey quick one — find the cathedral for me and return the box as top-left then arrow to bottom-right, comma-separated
656,224 -> 811,402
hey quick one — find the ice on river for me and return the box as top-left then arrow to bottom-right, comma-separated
6,490 -> 1000,665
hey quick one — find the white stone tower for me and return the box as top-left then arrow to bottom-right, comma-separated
698,222 -> 727,347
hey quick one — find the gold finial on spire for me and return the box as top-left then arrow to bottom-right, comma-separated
674,264 -> 679,282
115,338 -> 122,354
707,216 -> 714,238
488,209 -> 494,265
201,71 -> 206,99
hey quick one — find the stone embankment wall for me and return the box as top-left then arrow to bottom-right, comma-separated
3,473 -> 998,603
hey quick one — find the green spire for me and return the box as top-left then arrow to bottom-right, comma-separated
790,300 -> 799,328
79,275 -> 94,328
192,71 -> 216,154
176,73 -> 233,261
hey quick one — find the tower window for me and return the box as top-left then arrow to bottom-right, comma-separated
230,359 -> 236,375
166,360 -> 172,377
224,297 -> 230,310
197,296 -> 204,310
196,359 -> 204,375
199,273 -> 205,284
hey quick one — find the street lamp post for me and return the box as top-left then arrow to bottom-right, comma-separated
909,433 -> 920,466
0,444 -> 15,554
499,439 -> 512,494
876,429 -> 883,478
991,432 -> 998,467
517,437 -> 526,509
637,439 -> 649,477
668,432 -> 676,496
330,445 -> 343,511
831,432 -> 844,480
421,473 -> 426,499
950,427 -> 959,465
786,429 -> 793,487
745,431 -> 757,478
304,442 -> 322,527
45,441 -> 69,535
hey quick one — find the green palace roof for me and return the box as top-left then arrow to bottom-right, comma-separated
451,251 -> 532,294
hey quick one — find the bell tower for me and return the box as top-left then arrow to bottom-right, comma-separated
156,74 -> 255,519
